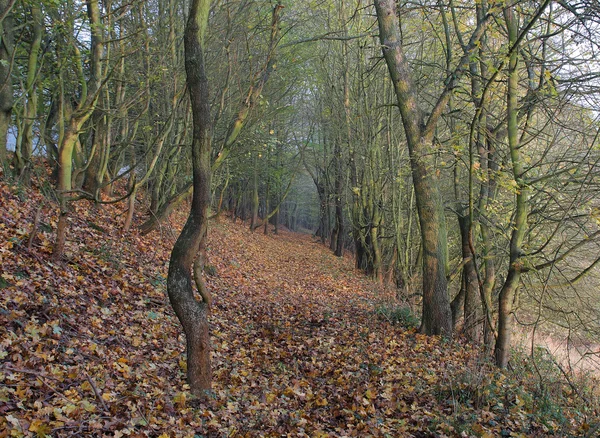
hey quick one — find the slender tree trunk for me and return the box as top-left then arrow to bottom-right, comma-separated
250,154 -> 259,232
495,6 -> 528,368
52,0 -> 104,260
167,0 -> 212,396
53,126 -> 80,260
42,98 -> 59,178
458,215 -> 481,342
14,4 -> 42,185
0,0 -> 14,171
370,205 -> 383,283
331,140 -> 344,256
451,275 -> 466,330
216,168 -> 229,217
84,111 -> 107,195
479,137 -> 497,351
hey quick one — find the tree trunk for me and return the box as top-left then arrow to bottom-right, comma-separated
413,170 -> 451,336
0,0 -> 14,171
84,109 -> 108,196
43,99 -> 59,179
331,141 -> 344,257
451,275 -> 466,330
53,126 -> 80,260
458,215 -> 481,343
494,6 -> 528,368
375,0 -> 456,336
14,4 -> 42,185
250,154 -> 259,232
167,0 -> 212,396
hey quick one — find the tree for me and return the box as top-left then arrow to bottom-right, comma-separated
53,0 -> 105,260
374,0 -> 491,336
0,0 -> 14,171
13,3 -> 42,185
167,0 -> 212,395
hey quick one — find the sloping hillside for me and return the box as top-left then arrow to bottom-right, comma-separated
0,180 -> 597,437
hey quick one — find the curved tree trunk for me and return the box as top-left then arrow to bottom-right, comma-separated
52,0 -> 104,260
167,0 -> 212,396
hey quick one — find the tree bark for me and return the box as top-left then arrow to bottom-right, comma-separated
167,0 -> 212,396
332,140 -> 344,257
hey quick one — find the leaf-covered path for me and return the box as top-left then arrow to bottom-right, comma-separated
0,181 -> 590,437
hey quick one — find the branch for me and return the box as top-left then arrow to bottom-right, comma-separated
280,30 -> 375,48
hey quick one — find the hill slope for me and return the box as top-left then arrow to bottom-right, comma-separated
0,181 -> 597,437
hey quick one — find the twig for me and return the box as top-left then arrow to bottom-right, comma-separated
84,371 -> 109,412
2,364 -> 71,405
547,354 -> 591,406
136,404 -> 148,426
40,377 -> 72,405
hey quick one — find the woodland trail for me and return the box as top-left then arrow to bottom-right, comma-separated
0,181 -> 588,437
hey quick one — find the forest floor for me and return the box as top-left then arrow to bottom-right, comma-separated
1,178 -> 599,437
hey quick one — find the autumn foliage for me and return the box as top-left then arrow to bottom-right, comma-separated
1,179 -> 598,437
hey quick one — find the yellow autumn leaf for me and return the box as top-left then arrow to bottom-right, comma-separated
315,397 -> 328,406
80,399 -> 96,412
29,419 -> 52,437
174,391 -> 187,408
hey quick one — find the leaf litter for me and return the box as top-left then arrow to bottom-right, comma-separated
0,180 -> 597,437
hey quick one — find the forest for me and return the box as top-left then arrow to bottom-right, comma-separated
1,0 -> 600,436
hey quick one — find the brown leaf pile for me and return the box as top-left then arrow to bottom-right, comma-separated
0,180 -> 597,437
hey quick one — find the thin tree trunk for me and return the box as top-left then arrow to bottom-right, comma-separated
14,4 -> 42,185
52,0 -> 104,260
459,215 -> 481,342
0,0 -> 14,171
494,6 -> 528,368
250,154 -> 259,232
53,127 -> 80,260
